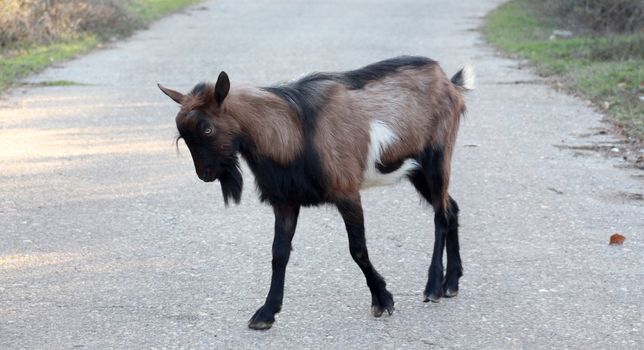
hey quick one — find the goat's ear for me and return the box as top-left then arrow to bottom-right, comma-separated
158,83 -> 184,104
214,71 -> 230,105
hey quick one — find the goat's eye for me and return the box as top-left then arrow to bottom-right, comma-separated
203,127 -> 213,135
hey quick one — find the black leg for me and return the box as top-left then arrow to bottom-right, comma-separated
337,196 -> 394,317
248,204 -> 300,330
408,146 -> 462,303
443,196 -> 462,297
409,169 -> 446,302
425,209 -> 447,302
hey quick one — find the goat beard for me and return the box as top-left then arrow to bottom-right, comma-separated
219,154 -> 243,205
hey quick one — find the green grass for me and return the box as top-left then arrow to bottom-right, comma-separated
0,36 -> 98,91
36,80 -> 84,87
129,0 -> 201,23
484,0 -> 643,142
23,80 -> 87,87
0,0 -> 200,92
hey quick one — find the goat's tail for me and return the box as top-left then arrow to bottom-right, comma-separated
451,63 -> 475,91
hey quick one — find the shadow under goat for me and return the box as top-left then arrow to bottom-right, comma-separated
158,56 -> 474,330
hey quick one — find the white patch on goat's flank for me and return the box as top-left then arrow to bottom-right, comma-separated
360,121 -> 419,190
460,63 -> 476,90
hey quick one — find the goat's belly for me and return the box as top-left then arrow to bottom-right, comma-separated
360,158 -> 418,189
360,120 -> 419,190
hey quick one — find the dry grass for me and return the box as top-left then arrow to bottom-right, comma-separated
0,0 -> 134,47
0,0 -> 199,91
540,0 -> 643,34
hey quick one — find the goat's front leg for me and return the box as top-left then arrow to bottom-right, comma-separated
337,195 -> 394,317
248,204 -> 300,330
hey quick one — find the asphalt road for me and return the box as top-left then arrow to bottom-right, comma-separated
1,0 -> 642,349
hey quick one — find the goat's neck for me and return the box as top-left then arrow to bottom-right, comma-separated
225,86 -> 303,165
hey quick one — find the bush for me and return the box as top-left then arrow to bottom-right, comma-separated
0,0 -> 134,47
543,0 -> 643,33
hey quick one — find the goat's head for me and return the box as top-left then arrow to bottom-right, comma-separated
159,72 -> 243,204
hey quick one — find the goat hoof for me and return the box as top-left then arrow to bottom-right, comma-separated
371,291 -> 395,317
248,320 -> 273,330
424,278 -> 443,303
443,287 -> 458,298
442,273 -> 461,298
248,306 -> 275,330
370,304 -> 395,317
423,292 -> 441,303
443,289 -> 458,298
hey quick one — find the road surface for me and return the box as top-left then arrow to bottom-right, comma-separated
1,0 -> 642,348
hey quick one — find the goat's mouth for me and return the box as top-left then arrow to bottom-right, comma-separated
200,176 -> 217,183
192,153 -> 242,205
198,168 -> 220,182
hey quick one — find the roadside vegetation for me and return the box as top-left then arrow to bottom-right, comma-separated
0,0 -> 200,90
484,0 -> 643,143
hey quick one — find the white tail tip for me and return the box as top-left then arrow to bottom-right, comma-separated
461,63 -> 475,90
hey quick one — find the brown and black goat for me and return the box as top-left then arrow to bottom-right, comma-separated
158,56 -> 474,330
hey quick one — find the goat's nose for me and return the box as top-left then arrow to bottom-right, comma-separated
200,168 -> 216,182
197,168 -> 207,181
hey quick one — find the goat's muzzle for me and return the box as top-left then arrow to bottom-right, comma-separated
198,167 -> 219,183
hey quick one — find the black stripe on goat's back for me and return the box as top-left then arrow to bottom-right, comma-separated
341,55 -> 437,89
263,56 -> 437,110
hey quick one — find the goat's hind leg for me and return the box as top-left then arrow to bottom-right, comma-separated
425,196 -> 461,301
408,147 -> 462,303
337,195 -> 394,317
443,196 -> 462,297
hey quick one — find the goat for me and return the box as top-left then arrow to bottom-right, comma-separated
158,56 -> 474,330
